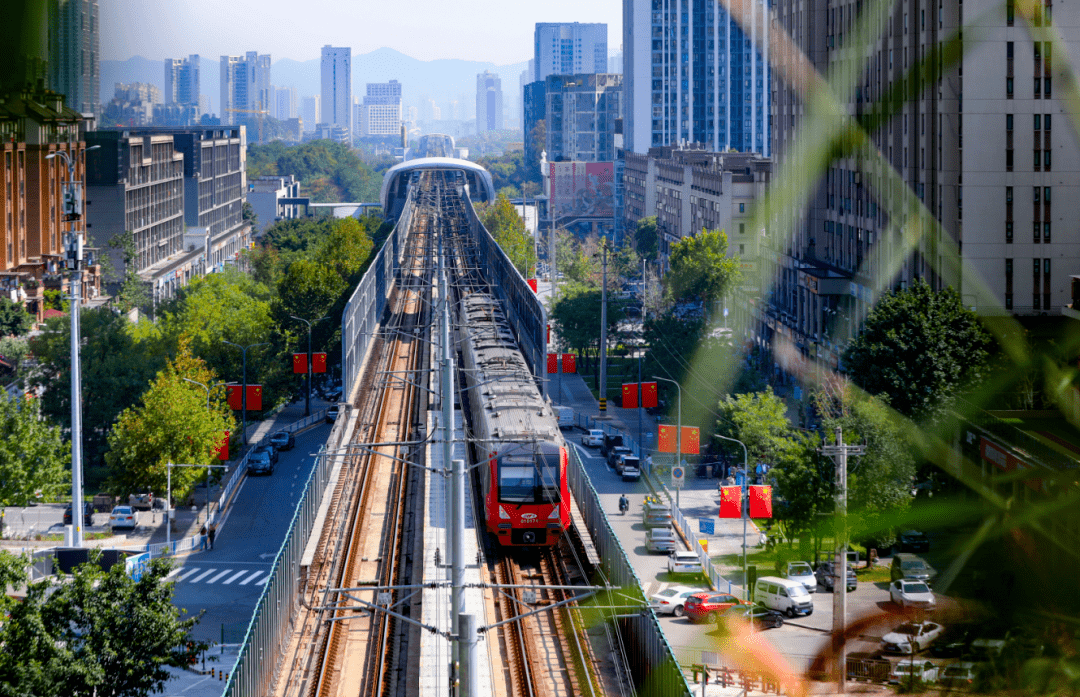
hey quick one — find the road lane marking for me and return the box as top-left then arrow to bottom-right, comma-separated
205,569 -> 233,584
257,574 -> 271,585
222,570 -> 249,585
165,567 -> 183,580
189,569 -> 217,583
238,570 -> 264,585
175,568 -> 202,582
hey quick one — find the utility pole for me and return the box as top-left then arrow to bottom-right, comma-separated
290,314 -> 328,417
819,426 -> 864,693
222,341 -> 270,446
599,239 -> 609,412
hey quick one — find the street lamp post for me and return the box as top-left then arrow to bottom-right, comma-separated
46,144 -> 100,548
166,462 -> 229,546
598,240 -> 610,411
182,377 -> 227,514
652,375 -> 682,509
714,432 -> 751,600
221,341 -> 270,446
290,315 -> 328,417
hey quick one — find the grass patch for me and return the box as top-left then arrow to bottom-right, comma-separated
36,531 -> 114,542
855,565 -> 892,584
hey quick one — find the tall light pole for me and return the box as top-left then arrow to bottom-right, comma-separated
290,314 -> 328,417
182,377 -> 228,514
714,432 -> 750,599
598,239 -> 609,411
221,341 -> 270,446
46,144 -> 100,548
652,375 -> 682,508
166,462 -> 228,546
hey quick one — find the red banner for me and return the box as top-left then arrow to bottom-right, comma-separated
622,383 -> 638,409
682,426 -> 701,454
641,381 -> 658,409
561,353 -> 576,374
658,424 -> 677,453
226,385 -> 242,411
748,485 -> 773,518
246,384 -> 263,411
547,353 -> 558,374
293,353 -> 307,374
527,278 -> 538,293
312,352 -> 327,374
218,431 -> 230,461
719,486 -> 742,518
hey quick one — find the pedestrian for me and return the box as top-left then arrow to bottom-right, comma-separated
207,524 -> 216,550
646,454 -> 653,473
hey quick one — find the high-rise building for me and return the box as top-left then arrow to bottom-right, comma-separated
48,0 -> 100,115
544,73 -> 623,163
220,52 -> 271,125
301,95 -> 321,133
533,23 -> 608,83
360,80 -> 403,137
523,80 -> 547,175
321,45 -> 352,139
476,71 -> 503,133
274,86 -> 298,120
622,0 -> 771,155
103,83 -> 160,126
165,55 -> 201,108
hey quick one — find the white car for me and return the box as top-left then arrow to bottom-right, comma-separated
648,585 -> 700,617
890,579 -> 936,609
939,662 -> 981,688
108,505 -> 138,530
582,429 -> 604,447
888,660 -> 940,684
782,561 -> 817,592
882,621 -> 944,654
667,550 -> 705,575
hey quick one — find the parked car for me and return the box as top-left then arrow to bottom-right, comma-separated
326,405 -> 340,423
782,561 -> 817,593
684,592 -> 744,623
890,579 -> 936,609
648,585 -> 700,617
645,528 -> 677,554
616,454 -> 641,481
108,506 -> 138,530
719,603 -> 785,630
607,445 -> 632,469
582,429 -> 604,447
253,443 -> 278,464
248,450 -> 274,475
815,560 -> 857,592
64,502 -> 94,527
899,530 -> 930,552
930,625 -> 975,658
128,492 -> 153,511
939,661 -> 981,688
600,433 -> 625,457
642,500 -> 673,529
888,660 -> 940,684
269,431 -> 295,451
882,621 -> 945,654
667,550 -> 704,575
752,576 -> 814,617
970,628 -> 1014,659
890,553 -> 937,584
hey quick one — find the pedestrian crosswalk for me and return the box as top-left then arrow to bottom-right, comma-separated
167,566 -> 270,586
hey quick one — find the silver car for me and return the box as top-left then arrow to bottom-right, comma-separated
783,561 -> 817,592
890,579 -> 936,609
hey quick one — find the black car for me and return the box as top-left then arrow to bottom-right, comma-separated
247,451 -> 274,475
600,433 -> 624,457
899,530 -> 930,552
63,502 -> 94,527
269,431 -> 295,451
253,443 -> 278,464
930,625 -> 974,658
815,560 -> 858,592
326,405 -> 340,423
719,603 -> 784,630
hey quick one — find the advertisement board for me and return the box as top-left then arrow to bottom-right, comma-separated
549,161 -> 615,221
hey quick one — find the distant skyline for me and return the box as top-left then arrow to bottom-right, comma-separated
100,0 -> 623,65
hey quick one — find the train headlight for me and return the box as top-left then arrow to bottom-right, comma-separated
521,531 -> 536,544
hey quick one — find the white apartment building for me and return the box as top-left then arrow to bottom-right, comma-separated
360,80 -> 403,137
321,46 -> 352,139
533,23 -> 608,82
220,52 -> 271,125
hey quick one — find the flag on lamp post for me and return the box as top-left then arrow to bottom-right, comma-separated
561,353 -> 576,373
293,353 -> 307,374
622,383 -> 638,409
547,353 -> 558,374
641,381 -> 658,408
217,431 -> 230,461
748,485 -> 773,518
658,425 -> 677,453
226,385 -> 242,411
681,426 -> 700,454
719,486 -> 743,518
312,352 -> 327,373
245,384 -> 263,411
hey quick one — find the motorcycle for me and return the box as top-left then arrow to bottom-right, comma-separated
618,496 -> 630,515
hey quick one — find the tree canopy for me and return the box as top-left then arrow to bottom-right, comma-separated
664,228 -> 741,307
0,297 -> 33,337
841,280 -> 994,420
633,216 -> 659,261
245,140 -> 382,203
477,194 -> 536,276
548,285 -> 626,374
0,394 -> 68,506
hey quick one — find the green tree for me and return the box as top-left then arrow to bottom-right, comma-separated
716,388 -> 798,464
768,435 -> 834,548
549,285 -> 625,378
841,279 -> 993,420
612,237 -> 641,281
0,552 -> 204,697
242,200 -> 258,230
246,140 -> 382,203
274,260 -> 346,352
314,217 -> 374,284
478,194 -> 536,276
642,311 -> 707,392
664,228 -> 740,308
0,297 -> 33,337
554,230 -> 598,286
633,216 -> 659,261
105,338 -> 234,503
108,231 -> 150,314
0,395 -> 68,506
0,336 -> 28,381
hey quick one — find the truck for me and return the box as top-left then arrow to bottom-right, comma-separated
555,405 -> 574,430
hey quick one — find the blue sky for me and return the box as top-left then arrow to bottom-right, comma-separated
101,0 -> 623,64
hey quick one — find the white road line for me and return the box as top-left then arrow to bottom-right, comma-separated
175,568 -> 202,582
256,574 -> 271,585
165,567 -> 183,580
238,570 -> 264,585
189,569 -> 218,583
222,570 -> 249,585
205,569 -> 233,584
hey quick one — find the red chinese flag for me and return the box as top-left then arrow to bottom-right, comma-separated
622,383 -> 638,409
561,353 -> 576,374
547,353 -> 558,374
719,486 -> 743,518
226,384 -> 242,411
658,425 -> 677,453
312,352 -> 327,374
682,426 -> 701,454
748,485 -> 773,518
246,384 -> 263,411
641,381 -> 658,409
217,431 -> 230,461
527,278 -> 538,293
293,353 -> 307,374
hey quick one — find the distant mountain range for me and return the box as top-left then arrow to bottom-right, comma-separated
101,47 -> 530,119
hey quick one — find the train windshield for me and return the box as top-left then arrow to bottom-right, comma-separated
498,452 -> 561,504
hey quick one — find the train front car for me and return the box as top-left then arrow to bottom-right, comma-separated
458,293 -> 570,546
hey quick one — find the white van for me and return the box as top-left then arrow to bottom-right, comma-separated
555,406 -> 574,430
753,576 -> 814,617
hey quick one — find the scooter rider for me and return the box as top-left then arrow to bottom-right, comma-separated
618,494 -> 630,514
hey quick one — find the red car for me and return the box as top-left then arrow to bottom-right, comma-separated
684,592 -> 746,623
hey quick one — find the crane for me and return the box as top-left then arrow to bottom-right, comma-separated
226,108 -> 269,143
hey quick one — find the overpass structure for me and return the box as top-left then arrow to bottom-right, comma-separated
380,157 -> 495,220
